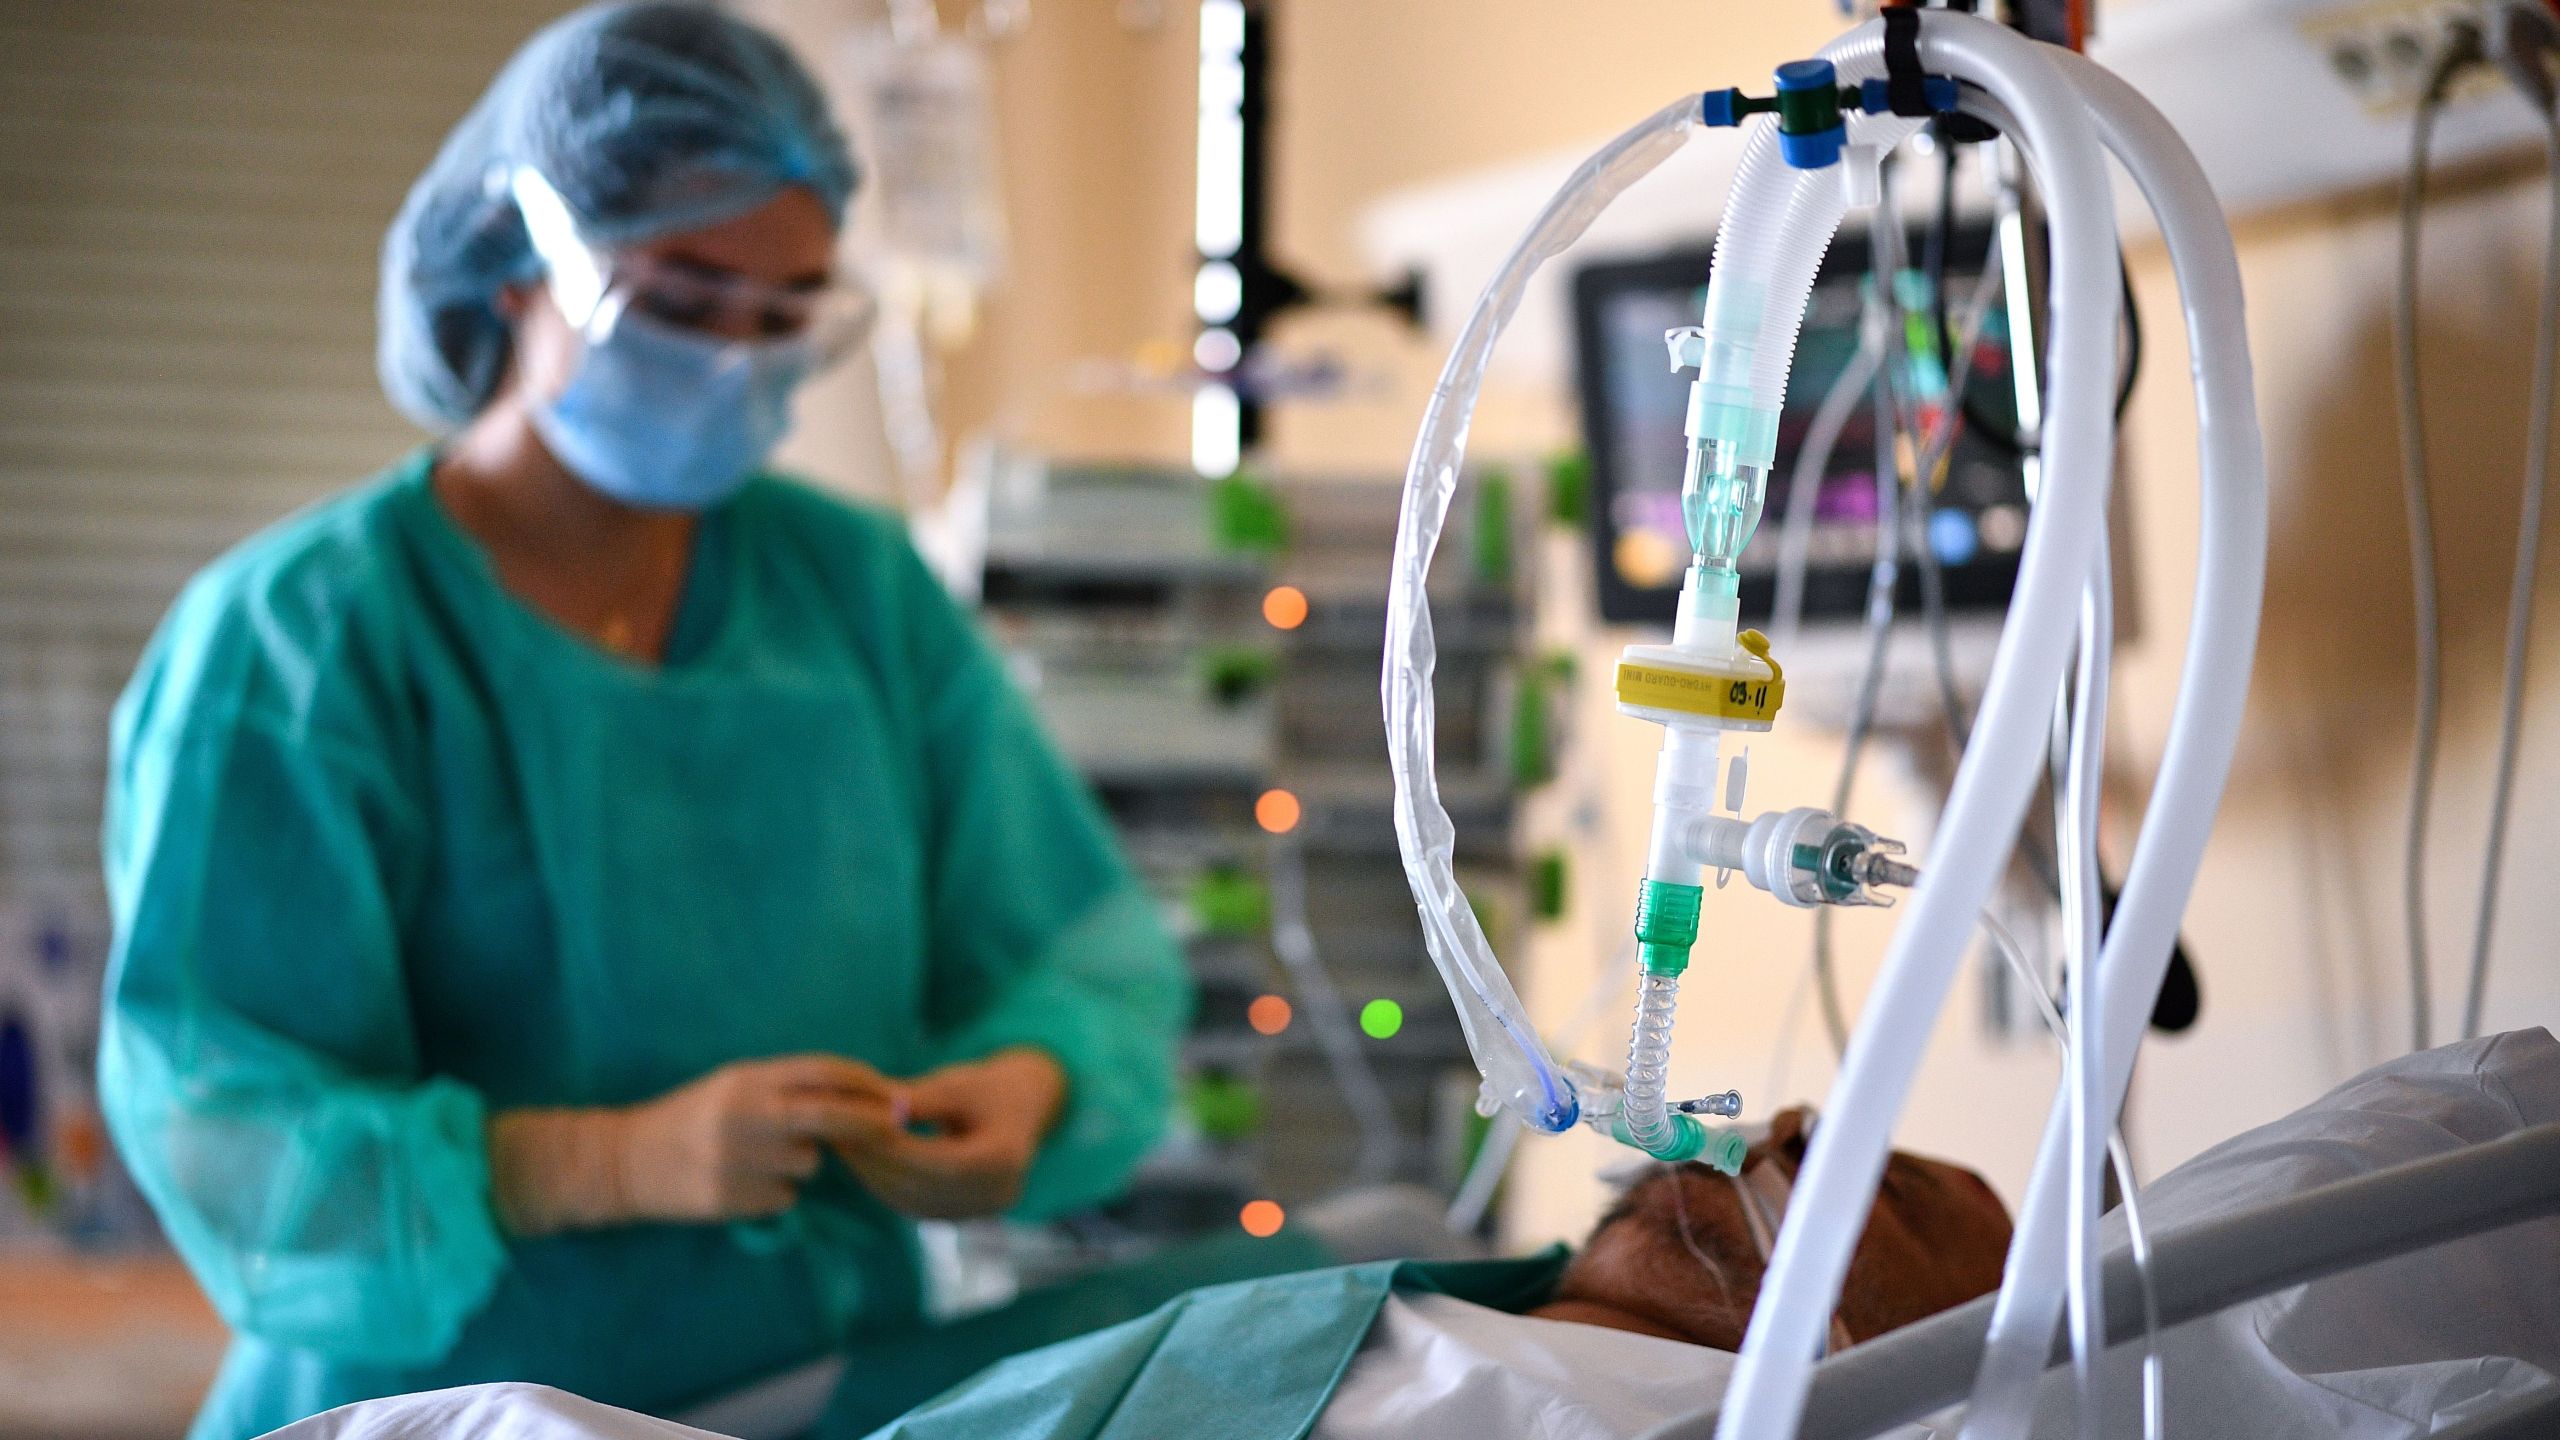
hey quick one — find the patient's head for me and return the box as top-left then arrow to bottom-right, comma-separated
1532,1107 -> 2011,1350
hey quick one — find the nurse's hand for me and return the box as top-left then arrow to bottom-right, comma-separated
835,1048 -> 1067,1220
490,1055 -> 899,1235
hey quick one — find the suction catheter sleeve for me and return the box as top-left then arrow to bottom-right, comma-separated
1387,93 -> 1703,1134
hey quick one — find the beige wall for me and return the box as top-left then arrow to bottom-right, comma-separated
842,2 -> 2560,1245
753,0 -> 1204,486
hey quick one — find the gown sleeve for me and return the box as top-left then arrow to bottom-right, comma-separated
98,572 -> 507,1366
891,543 -> 1195,1220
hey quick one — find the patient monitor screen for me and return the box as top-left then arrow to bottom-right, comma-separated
1574,222 -> 2031,627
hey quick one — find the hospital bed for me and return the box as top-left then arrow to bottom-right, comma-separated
1645,1122 -> 2560,1440
310,1034 -> 2560,1440
673,1125 -> 2560,1440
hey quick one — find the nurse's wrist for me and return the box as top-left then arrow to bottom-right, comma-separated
984,1046 -> 1068,1137
487,1105 -> 635,1237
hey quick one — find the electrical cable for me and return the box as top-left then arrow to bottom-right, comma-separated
1814,265 -> 1909,1061
2395,18 -> 2560,1049
1813,179 -> 2011,1061
1761,947 -> 1822,1115
1811,162 -> 1919,1060
1900,171 -> 1981,766
2395,35 -> 2470,1052
1773,336 -> 1886,651
1267,830 -> 1405,1185
1928,137 -> 2143,458
2464,83 -> 2560,1041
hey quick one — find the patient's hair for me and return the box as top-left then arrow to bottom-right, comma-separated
1534,1107 -> 2011,1351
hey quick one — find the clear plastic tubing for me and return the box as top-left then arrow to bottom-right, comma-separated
1958,53 -> 2266,1440
1713,16 -> 2125,1440
1618,969 -> 1686,1153
1386,94 -> 1702,1134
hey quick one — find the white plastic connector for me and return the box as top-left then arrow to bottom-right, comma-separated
1676,805 -> 1914,908
1645,724 -> 1724,882
1843,144 -> 1884,207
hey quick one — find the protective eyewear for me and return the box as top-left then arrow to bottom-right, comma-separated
597,253 -> 876,365
511,166 -> 874,368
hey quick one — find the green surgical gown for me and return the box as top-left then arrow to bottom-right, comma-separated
98,450 -> 1192,1440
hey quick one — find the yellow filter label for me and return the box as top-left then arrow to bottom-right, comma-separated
1616,660 -> 1784,722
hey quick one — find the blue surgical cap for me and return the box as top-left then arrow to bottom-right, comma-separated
378,2 -> 859,429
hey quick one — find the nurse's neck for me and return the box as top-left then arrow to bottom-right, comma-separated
433,389 -> 696,664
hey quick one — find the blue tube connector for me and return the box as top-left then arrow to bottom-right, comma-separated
1698,62 -> 1961,172
1774,59 -> 1846,171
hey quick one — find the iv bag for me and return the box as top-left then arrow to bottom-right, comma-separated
838,29 -> 1007,302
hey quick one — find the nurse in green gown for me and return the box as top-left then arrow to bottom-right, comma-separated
95,5 -> 1191,1437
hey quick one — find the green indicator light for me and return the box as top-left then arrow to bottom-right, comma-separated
1359,999 -> 1404,1040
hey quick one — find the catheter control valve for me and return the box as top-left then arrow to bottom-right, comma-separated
1682,806 -> 1917,909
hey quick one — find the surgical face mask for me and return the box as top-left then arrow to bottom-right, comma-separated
506,167 -> 867,512
530,304 -> 816,512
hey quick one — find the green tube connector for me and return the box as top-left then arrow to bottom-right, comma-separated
1634,878 -> 1705,976
1610,1113 -> 1749,1174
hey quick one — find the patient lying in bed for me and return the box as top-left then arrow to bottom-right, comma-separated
264,1109 -> 2011,1440
1530,1105 -> 2009,1350
268,1028 -> 2560,1440
1309,1104 -> 2010,1440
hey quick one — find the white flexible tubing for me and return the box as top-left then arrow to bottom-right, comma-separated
1386,95 -> 1701,1134
1713,18 -> 2122,1440
1955,53 -> 2265,1440
1771,336 -> 1883,649
2062,551 -> 2114,1439
1695,89 -> 1923,479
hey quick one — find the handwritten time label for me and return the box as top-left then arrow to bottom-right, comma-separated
1616,661 -> 1785,723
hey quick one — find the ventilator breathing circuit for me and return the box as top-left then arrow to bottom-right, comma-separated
1387,56 -> 1941,1179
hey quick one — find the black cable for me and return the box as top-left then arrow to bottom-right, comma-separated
1928,143 -> 2144,458
1917,126 -> 2200,1033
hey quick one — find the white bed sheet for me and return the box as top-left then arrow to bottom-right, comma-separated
264,1382 -> 730,1440
1313,1292 -> 1946,1440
